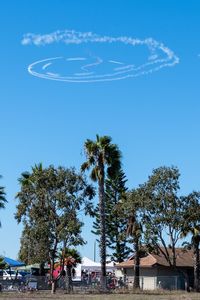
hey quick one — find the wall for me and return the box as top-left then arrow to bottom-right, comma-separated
116,267 -> 157,290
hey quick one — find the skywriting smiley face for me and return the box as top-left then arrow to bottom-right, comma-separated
23,30 -> 179,83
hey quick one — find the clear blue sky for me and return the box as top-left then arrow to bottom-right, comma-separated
0,0 -> 200,260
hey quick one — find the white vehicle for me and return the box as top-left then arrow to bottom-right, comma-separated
3,270 -> 22,280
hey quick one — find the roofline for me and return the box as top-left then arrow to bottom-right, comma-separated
116,264 -> 157,269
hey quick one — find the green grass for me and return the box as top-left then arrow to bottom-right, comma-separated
0,292 -> 200,300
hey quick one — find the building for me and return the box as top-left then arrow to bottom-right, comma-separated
116,248 -> 194,290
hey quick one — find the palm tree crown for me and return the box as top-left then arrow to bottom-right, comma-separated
81,135 -> 121,180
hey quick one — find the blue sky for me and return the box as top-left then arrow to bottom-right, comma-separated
0,0 -> 200,260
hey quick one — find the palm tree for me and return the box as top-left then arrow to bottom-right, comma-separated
127,214 -> 142,289
182,228 -> 200,292
191,229 -> 200,292
125,188 -> 144,289
81,135 -> 121,289
0,175 -> 6,227
59,248 -> 81,293
181,192 -> 200,292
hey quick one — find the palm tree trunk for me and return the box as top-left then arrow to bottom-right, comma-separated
98,172 -> 107,290
193,237 -> 200,292
133,237 -> 140,289
65,265 -> 73,293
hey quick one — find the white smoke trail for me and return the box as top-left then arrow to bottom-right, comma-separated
22,29 -> 179,83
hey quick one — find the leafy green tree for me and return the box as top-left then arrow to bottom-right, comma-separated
0,256 -> 7,269
181,191 -> 200,292
18,223 -> 50,272
141,166 -> 183,267
15,164 -> 94,293
81,135 -> 121,289
16,165 -> 53,271
92,168 -> 130,263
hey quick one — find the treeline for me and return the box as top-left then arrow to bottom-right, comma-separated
0,135 -> 200,293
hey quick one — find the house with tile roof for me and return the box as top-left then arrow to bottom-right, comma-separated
116,248 -> 194,290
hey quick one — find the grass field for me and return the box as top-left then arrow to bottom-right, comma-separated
0,292 -> 200,300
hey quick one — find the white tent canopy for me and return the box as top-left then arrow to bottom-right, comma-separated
81,256 -> 115,271
81,257 -> 100,270
74,256 -> 115,281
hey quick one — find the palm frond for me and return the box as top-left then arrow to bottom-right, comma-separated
90,167 -> 98,182
82,135 -> 121,183
81,162 -> 90,172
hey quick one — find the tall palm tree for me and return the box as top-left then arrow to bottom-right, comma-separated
81,135 -> 121,289
0,175 -> 6,227
182,227 -> 200,292
125,188 -> 143,289
191,229 -> 200,292
127,214 -> 142,289
181,192 -> 200,292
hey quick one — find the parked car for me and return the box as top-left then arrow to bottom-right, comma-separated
3,270 -> 22,280
18,271 -> 30,277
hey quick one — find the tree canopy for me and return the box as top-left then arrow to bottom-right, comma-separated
141,166 -> 184,267
15,164 -> 94,293
92,168 -> 131,263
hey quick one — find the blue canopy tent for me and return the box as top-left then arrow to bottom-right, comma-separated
3,257 -> 25,268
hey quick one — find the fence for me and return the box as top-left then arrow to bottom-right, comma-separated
0,275 -> 187,293
0,275 -> 50,292
125,275 -> 186,290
